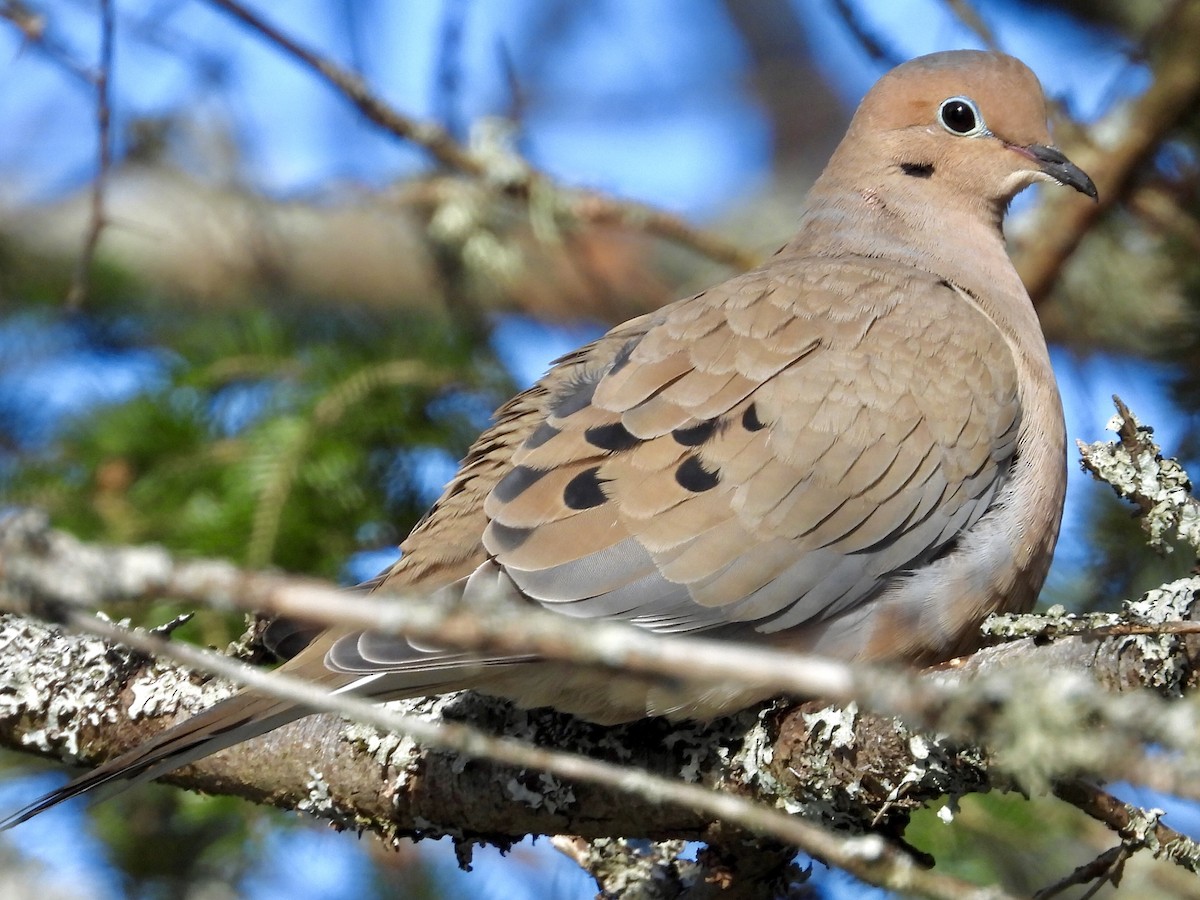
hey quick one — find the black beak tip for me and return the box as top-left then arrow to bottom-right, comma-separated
1026,143 -> 1098,202
1074,172 -> 1099,203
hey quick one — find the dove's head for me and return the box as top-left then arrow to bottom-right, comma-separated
840,50 -> 1096,211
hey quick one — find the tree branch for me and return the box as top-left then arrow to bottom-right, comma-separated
1013,0 -> 1200,303
0,608 -> 1007,899
203,0 -> 758,272
1076,395 -> 1200,554
3,525 -> 1200,887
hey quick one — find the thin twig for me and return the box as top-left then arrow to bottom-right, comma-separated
1034,845 -> 1127,899
66,0 -> 114,310
0,1 -> 92,84
829,0 -> 903,66
940,0 -> 999,50
205,0 -> 479,175
1052,779 -> 1200,876
202,0 -> 758,271
1089,621 -> 1200,637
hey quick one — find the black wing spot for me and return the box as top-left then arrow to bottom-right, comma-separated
900,162 -> 934,178
525,421 -> 560,449
489,521 -> 536,552
672,419 -> 718,446
675,456 -> 720,492
563,466 -> 609,509
494,465 -> 550,503
585,421 -> 641,452
742,403 -> 766,432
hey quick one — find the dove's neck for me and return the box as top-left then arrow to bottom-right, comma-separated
786,162 -> 1058,377
788,172 -> 1024,310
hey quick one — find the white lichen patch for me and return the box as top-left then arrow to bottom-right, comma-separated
884,730 -> 962,805
535,772 -> 575,815
732,703 -> 864,820
722,704 -> 778,778
673,742 -> 710,785
982,603 -> 1091,640
504,776 -> 545,808
1,614 -> 131,758
737,694 -> 985,830
297,769 -> 335,815
1077,406 -> 1200,553
343,693 -> 465,796
1127,805 -> 1165,853
344,719 -> 408,767
803,702 -> 859,751
127,660 -> 234,719
503,767 -> 576,814
665,715 -> 739,784
0,612 -> 233,762
296,768 -> 366,831
1121,579 -> 1200,694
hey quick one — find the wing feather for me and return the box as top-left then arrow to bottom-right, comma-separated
351,259 -> 1023,685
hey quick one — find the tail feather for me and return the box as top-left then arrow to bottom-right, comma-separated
0,691 -> 303,830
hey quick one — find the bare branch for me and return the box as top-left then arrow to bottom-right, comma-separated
829,0 -> 904,66
1015,0 -> 1200,302
1052,779 -> 1200,876
1032,845 -> 1127,900
940,0 -> 999,50
202,0 -> 758,271
65,0 -> 114,310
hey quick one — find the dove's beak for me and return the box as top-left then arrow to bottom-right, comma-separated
1019,143 -> 1098,200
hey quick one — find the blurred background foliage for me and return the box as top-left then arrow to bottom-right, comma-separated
2,0 -> 1200,897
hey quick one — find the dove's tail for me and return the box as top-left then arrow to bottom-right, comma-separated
0,691 -> 304,830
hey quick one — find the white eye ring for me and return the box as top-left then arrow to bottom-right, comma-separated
937,96 -> 986,136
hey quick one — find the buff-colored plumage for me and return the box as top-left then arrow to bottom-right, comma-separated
2,49 -> 1095,827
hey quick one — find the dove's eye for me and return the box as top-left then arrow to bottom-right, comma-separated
938,97 -> 984,136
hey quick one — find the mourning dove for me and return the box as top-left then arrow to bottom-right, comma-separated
3,49 -> 1095,827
